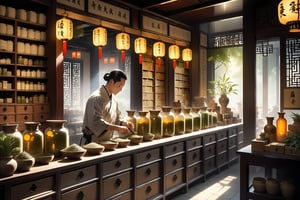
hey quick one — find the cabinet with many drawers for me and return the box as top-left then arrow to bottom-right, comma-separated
0,123 -> 243,200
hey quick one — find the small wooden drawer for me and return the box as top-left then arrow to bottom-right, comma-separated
204,157 -> 216,173
186,149 -> 201,165
186,138 -> 202,150
136,179 -> 160,199
34,104 -> 50,113
112,191 -> 132,200
165,142 -> 184,157
165,170 -> 183,190
217,152 -> 228,166
136,148 -> 160,166
165,154 -> 183,174
61,165 -> 97,189
228,136 -> 237,148
136,162 -> 160,185
0,105 -> 14,113
11,176 -> 54,200
16,105 -> 33,113
103,171 -> 131,199
61,182 -> 97,200
103,156 -> 131,176
16,114 -> 33,122
228,147 -> 238,161
216,130 -> 227,141
0,114 -> 15,123
228,128 -> 237,137
187,163 -> 202,181
33,113 -> 50,122
216,140 -> 227,154
203,143 -> 215,159
203,133 -> 216,145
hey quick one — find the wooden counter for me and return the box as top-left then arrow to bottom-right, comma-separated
0,123 -> 243,200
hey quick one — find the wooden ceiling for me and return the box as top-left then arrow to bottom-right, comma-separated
113,0 -> 243,26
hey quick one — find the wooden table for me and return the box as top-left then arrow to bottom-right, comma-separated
237,145 -> 300,200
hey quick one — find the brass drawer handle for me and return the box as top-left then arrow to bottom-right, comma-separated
77,191 -> 84,200
3,107 -> 7,112
173,146 -> 177,152
3,115 -> 7,121
24,115 -> 28,120
30,183 -> 37,192
146,168 -> 152,176
146,153 -> 151,159
172,159 -> 178,166
146,186 -> 152,193
115,160 -> 121,168
115,178 -> 122,187
172,174 -> 178,182
24,106 -> 27,111
78,171 -> 84,179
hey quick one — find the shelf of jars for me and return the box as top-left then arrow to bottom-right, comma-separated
174,61 -> 190,104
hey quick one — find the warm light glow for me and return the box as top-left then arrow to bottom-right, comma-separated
93,27 -> 107,59
104,57 -> 108,64
72,51 -> 76,58
76,51 -> 81,59
182,48 -> 192,69
56,17 -> 73,56
153,42 -> 165,67
116,32 -> 130,62
109,57 -> 115,64
134,37 -> 147,64
169,45 -> 180,69
278,0 -> 300,32
276,112 -> 287,142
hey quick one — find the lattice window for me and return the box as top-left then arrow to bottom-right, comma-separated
210,32 -> 243,47
286,38 -> 300,88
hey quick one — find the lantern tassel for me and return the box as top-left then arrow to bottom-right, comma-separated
173,60 -> 176,69
158,57 -> 161,67
121,50 -> 125,62
98,47 -> 102,60
139,54 -> 143,64
63,40 -> 67,56
186,61 -> 189,69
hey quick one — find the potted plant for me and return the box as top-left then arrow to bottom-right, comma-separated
288,112 -> 300,136
283,131 -> 300,156
0,132 -> 20,177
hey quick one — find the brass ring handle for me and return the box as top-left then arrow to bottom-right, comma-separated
172,174 -> 178,182
115,178 -> 122,187
146,186 -> 152,193
146,168 -> 152,176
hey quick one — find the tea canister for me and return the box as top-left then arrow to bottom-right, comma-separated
136,111 -> 150,136
173,107 -> 185,135
161,106 -> 175,137
183,108 -> 193,133
192,107 -> 201,131
23,122 -> 44,156
149,110 -> 162,139
1,123 -> 23,156
44,120 -> 69,157
126,110 -> 137,131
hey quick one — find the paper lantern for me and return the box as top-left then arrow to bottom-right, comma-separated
153,42 -> 165,67
182,48 -> 192,69
56,17 -> 73,56
93,27 -> 107,59
278,0 -> 300,32
116,32 -> 130,62
134,37 -> 147,64
169,45 -> 180,69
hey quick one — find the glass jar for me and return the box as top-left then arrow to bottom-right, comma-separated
208,108 -> 214,128
183,108 -> 193,133
126,110 -> 137,131
149,110 -> 162,139
23,122 -> 44,155
173,107 -> 185,135
211,109 -> 218,127
44,120 -> 69,157
161,106 -> 175,137
192,107 -> 201,131
264,117 -> 277,143
200,107 -> 209,129
276,112 -> 287,142
1,123 -> 23,156
136,111 -> 150,136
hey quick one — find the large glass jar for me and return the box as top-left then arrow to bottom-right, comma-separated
192,107 -> 201,131
211,109 -> 218,127
126,110 -> 137,131
200,107 -> 209,129
44,120 -> 69,157
136,111 -> 150,136
161,106 -> 175,137
173,107 -> 185,135
1,123 -> 23,156
276,112 -> 287,142
183,108 -> 193,133
23,122 -> 44,155
149,110 -> 162,139
208,108 -> 214,128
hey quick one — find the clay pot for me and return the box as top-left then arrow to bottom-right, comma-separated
266,178 -> 280,195
280,180 -> 295,199
253,177 -> 266,193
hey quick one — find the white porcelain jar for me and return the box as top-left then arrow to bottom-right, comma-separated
37,13 -> 46,25
6,7 -> 16,18
21,27 -> 27,38
27,29 -> 35,39
27,11 -> 37,23
7,40 -> 13,52
6,24 -> 13,35
16,9 -> 27,20
34,30 -> 41,40
37,45 -> 45,56
30,44 -> 37,55
0,23 -> 6,34
0,5 -> 6,16
24,43 -> 31,54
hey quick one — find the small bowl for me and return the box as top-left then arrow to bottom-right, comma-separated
113,138 -> 130,148
61,144 -> 87,160
128,135 -> 143,145
253,177 -> 266,193
83,142 -> 105,155
99,140 -> 118,151
266,178 -> 280,195
34,154 -> 54,165
15,152 -> 35,171
143,133 -> 155,142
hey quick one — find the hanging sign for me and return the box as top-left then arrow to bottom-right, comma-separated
88,0 -> 130,25
169,25 -> 191,42
142,15 -> 167,35
57,0 -> 85,11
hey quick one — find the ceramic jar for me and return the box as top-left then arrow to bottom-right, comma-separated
173,107 -> 185,135
266,178 -> 280,195
252,177 -> 266,193
280,180 -> 295,199
1,123 -> 23,156
161,106 -> 175,137
23,122 -> 44,156
44,120 -> 69,157
149,110 -> 162,139
183,108 -> 193,133
136,111 -> 150,136
276,112 -> 287,142
191,107 -> 201,131
264,117 -> 276,143
126,110 -> 137,131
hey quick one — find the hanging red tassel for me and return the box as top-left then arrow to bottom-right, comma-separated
121,50 -> 125,62
139,54 -> 142,64
186,61 -> 189,69
173,60 -> 176,69
63,40 -> 67,56
98,47 -> 102,59
158,57 -> 161,67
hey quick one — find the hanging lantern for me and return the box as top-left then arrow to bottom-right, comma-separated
134,37 -> 147,64
56,17 -> 73,56
168,45 -> 180,69
93,27 -> 107,59
116,32 -> 130,62
182,48 -> 192,69
153,42 -> 165,67
278,0 -> 300,32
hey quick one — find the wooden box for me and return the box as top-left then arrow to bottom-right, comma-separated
285,146 -> 300,156
251,139 -> 267,152
269,142 -> 286,154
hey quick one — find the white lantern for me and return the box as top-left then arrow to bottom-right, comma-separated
93,27 -> 107,59
278,0 -> 300,32
182,48 -> 192,69
134,37 -> 147,64
153,42 -> 165,67
116,32 -> 130,62
168,45 -> 180,69
56,17 -> 73,56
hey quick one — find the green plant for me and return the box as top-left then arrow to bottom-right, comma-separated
208,72 -> 238,96
291,112 -> 300,123
0,132 -> 20,157
283,131 -> 300,150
